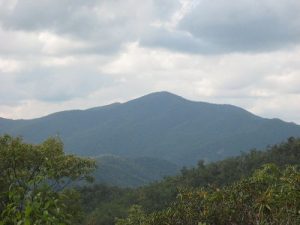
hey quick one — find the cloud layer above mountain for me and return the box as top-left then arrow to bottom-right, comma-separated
1,0 -> 300,123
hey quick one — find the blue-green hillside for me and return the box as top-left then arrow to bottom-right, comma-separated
1,91 -> 300,166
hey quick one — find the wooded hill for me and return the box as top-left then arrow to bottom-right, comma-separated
1,92 -> 300,166
1,135 -> 299,224
80,137 -> 300,225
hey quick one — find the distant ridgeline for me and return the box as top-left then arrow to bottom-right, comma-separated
1,91 -> 300,167
93,155 -> 179,187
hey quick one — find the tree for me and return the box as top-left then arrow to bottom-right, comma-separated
118,164 -> 300,225
0,135 -> 96,224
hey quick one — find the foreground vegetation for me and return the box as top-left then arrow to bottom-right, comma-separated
0,135 -> 95,224
81,137 -> 300,225
117,164 -> 300,225
0,135 -> 299,224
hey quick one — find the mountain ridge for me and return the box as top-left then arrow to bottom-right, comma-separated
1,91 -> 300,166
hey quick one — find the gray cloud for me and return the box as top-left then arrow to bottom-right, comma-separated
139,0 -> 300,54
1,0 -> 300,55
0,56 -> 115,105
177,0 -> 300,53
0,0 -> 133,54
0,0 -> 181,54
1,0 -> 300,124
140,27 -> 221,54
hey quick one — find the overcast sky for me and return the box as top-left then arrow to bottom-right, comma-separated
0,0 -> 300,123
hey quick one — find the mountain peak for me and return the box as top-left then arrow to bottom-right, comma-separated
128,91 -> 186,105
1,91 -> 300,166
126,91 -> 187,107
141,91 -> 183,99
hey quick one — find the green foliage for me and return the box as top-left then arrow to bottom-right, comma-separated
0,135 -> 96,225
121,164 -> 300,225
116,205 -> 146,225
173,136 -> 300,188
80,184 -> 136,225
80,137 -> 300,225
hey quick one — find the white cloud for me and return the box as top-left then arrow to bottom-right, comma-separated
0,59 -> 23,73
0,27 -> 42,56
0,0 -> 300,125
100,43 -> 300,123
38,32 -> 89,55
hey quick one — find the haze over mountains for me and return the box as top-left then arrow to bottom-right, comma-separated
94,155 -> 179,187
1,91 -> 300,167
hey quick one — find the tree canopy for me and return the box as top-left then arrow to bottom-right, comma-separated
0,135 -> 96,225
80,137 -> 300,225
117,164 -> 300,225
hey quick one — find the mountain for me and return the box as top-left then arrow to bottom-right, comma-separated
1,91 -> 300,165
93,155 -> 179,187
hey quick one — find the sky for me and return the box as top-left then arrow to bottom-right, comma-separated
0,0 -> 300,123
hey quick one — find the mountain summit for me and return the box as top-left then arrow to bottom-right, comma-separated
1,92 -> 300,165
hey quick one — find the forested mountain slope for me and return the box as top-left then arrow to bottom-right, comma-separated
1,92 -> 300,165
93,155 -> 179,187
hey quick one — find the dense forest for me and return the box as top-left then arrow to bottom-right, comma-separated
81,137 -> 300,225
1,135 -> 300,224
